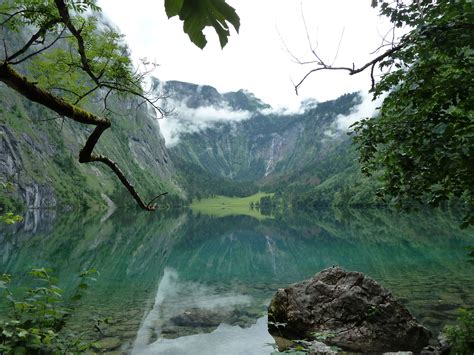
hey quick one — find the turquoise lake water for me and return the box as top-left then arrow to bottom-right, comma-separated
0,207 -> 472,353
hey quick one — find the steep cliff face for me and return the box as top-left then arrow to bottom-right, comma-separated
162,79 -> 360,183
0,84 -> 182,210
0,120 -> 57,209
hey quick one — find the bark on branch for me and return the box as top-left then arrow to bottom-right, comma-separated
0,62 -> 166,211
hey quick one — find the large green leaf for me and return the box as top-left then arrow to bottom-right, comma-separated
168,0 -> 240,49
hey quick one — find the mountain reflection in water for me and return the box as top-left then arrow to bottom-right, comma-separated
0,207 -> 472,354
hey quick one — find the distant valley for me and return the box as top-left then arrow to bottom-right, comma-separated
157,79 -> 379,207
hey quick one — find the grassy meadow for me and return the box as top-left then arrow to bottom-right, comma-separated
190,192 -> 274,219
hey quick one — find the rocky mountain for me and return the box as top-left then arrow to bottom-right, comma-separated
154,79 -> 271,112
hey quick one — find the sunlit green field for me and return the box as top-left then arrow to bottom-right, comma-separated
190,192 -> 274,219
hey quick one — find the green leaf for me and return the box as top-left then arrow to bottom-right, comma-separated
2,329 -> 13,337
164,0 -> 184,18
175,0 -> 240,49
18,329 -> 29,338
0,212 -> 23,224
1,274 -> 12,283
181,8 -> 208,49
79,268 -> 99,278
211,0 -> 240,33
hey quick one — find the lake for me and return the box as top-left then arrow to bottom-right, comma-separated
0,207 -> 473,354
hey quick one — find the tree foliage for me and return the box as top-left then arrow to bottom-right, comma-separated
297,0 -> 473,226
0,0 -> 168,210
0,182 -> 22,224
352,0 -> 474,227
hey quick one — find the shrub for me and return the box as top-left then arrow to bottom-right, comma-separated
0,268 -> 98,353
445,308 -> 474,354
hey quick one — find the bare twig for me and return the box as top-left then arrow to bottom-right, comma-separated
146,192 -> 169,209
294,43 -> 404,94
331,27 -> 345,66
102,88 -> 120,116
36,114 -> 62,122
300,2 -> 322,63
54,0 -> 100,84
370,62 -> 376,91
73,84 -> 100,105
369,42 -> 394,55
50,86 -> 81,98
2,39 -> 8,59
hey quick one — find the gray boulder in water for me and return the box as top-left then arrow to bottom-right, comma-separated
268,267 -> 432,352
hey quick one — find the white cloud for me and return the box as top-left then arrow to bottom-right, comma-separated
158,100 -> 252,147
335,91 -> 384,131
157,90 -> 382,147
259,98 -> 318,116
259,105 -> 303,116
97,0 -> 396,108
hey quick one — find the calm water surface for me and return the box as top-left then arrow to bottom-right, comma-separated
0,207 -> 473,354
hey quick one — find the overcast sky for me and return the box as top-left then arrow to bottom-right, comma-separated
97,0 -> 393,110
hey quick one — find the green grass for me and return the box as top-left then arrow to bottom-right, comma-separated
191,192 -> 274,220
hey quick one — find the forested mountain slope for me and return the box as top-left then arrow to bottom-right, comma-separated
165,80 -> 359,182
